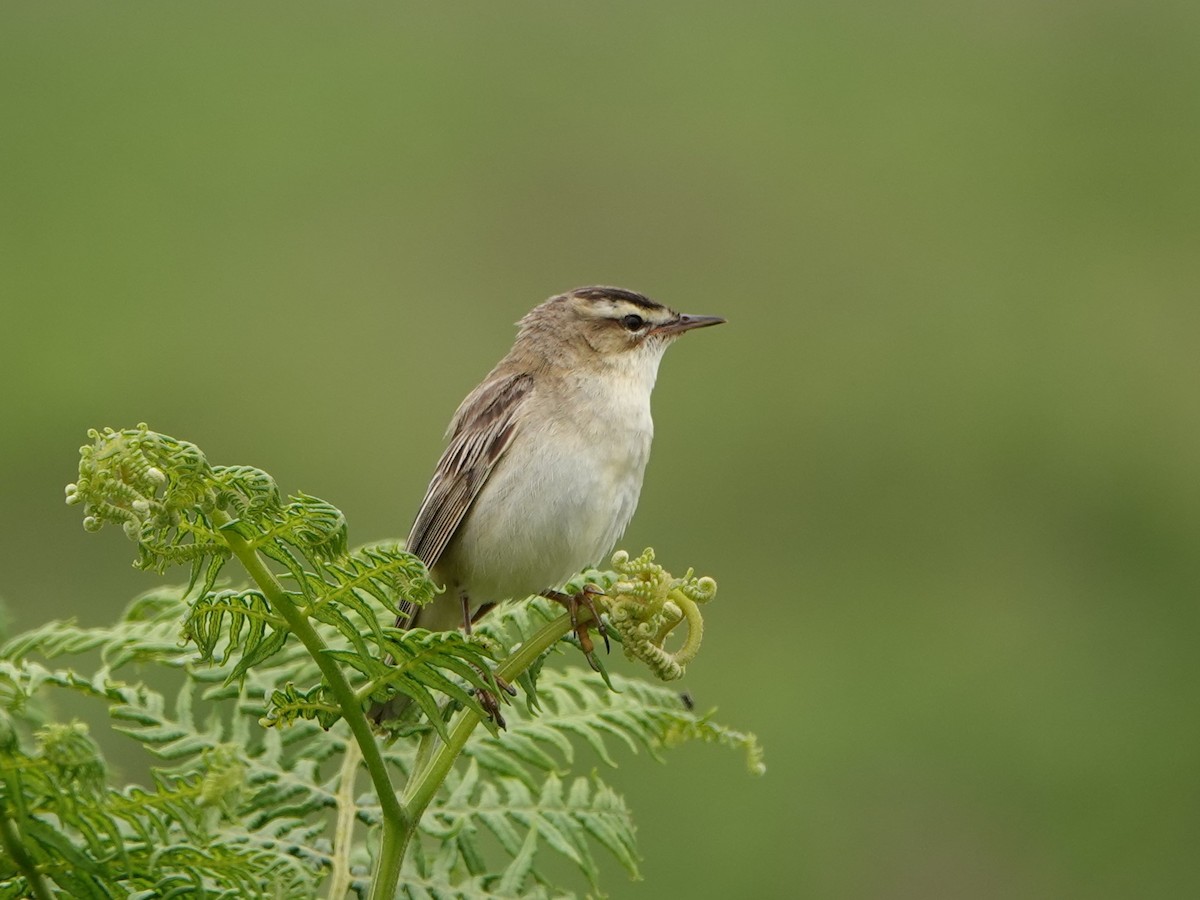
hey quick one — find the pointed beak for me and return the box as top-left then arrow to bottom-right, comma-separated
652,313 -> 727,337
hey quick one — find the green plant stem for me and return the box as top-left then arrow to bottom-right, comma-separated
0,809 -> 55,900
213,512 -> 409,900
410,723 -> 441,788
328,738 -> 362,899
398,608 -> 578,864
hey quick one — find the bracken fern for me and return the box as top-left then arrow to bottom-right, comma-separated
0,426 -> 762,898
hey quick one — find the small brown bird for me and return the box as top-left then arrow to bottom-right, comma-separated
379,286 -> 724,720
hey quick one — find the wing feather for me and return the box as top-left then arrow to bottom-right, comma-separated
405,371 -> 533,571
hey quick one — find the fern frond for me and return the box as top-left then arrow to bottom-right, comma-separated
344,628 -> 499,740
427,760 -> 639,895
243,492 -> 348,567
460,668 -> 672,781
307,541 -> 435,632
0,721 -> 322,898
0,606 -> 354,846
398,840 -> 567,900
369,666 -> 760,896
263,683 -> 343,730
0,587 -> 195,674
459,667 -> 766,791
184,588 -> 288,671
0,652 -> 339,827
211,464 -> 284,519
133,510 -> 229,578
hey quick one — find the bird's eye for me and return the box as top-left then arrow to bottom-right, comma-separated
621,314 -> 645,332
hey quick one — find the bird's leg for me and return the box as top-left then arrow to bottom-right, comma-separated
542,583 -> 610,671
459,592 -> 514,727
460,594 -> 473,635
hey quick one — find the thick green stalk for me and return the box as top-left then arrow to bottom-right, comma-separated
397,609 -> 577,863
212,512 -> 409,900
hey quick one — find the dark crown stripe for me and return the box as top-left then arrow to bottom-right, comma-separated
571,286 -> 663,312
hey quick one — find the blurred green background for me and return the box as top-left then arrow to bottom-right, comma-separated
3,3 -> 1198,897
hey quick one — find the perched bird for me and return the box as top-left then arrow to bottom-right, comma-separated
378,286 -> 724,722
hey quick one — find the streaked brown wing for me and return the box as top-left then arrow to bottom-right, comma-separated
405,371 -> 533,573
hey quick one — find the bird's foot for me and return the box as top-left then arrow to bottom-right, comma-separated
543,583 -> 610,672
473,674 -> 517,729
476,689 -> 505,729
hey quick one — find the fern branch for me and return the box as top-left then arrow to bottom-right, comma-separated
397,600 -> 582,870
0,720 -> 322,897
210,509 -> 409,900
328,739 -> 361,900
212,513 -> 407,793
430,762 -> 639,893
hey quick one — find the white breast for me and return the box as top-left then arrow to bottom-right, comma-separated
442,343 -> 664,602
